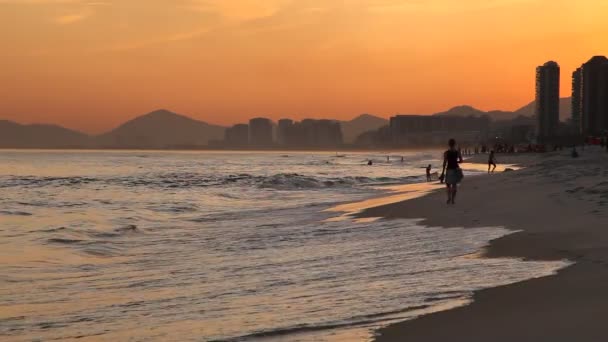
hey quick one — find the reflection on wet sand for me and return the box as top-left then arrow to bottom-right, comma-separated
325,182 -> 443,222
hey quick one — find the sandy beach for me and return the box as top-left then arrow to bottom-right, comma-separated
363,147 -> 608,341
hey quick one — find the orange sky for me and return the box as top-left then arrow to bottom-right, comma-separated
1,0 -> 607,134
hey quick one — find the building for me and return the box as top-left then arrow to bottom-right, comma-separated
577,56 -> 608,136
535,61 -> 560,142
277,119 -> 294,145
510,124 -> 536,144
572,67 -> 583,134
249,118 -> 274,146
224,124 -> 249,146
310,119 -> 343,147
281,119 -> 343,147
389,115 -> 490,146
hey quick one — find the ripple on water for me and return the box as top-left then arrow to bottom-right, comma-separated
0,151 -> 571,342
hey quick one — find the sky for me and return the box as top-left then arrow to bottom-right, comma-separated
1,0 -> 607,134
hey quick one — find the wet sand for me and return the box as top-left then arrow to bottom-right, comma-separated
362,147 -> 608,341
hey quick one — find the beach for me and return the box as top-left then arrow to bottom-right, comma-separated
364,147 -> 608,341
7,150 -> 562,341
1,149 -> 604,341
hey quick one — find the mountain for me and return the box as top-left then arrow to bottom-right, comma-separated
514,97 -> 572,121
95,109 -> 225,148
341,114 -> 388,143
0,120 -> 90,148
435,97 -> 572,122
434,105 -> 487,117
434,105 -> 523,121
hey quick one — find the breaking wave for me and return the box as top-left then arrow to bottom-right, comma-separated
0,173 -> 421,190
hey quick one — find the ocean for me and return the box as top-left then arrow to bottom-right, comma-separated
0,150 -> 568,341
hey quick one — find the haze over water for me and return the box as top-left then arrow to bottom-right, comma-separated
0,150 -> 568,341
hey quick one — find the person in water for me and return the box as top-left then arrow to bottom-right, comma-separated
426,164 -> 432,182
488,150 -> 497,173
441,139 -> 463,204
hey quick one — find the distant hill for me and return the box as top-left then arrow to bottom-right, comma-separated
434,105 -> 487,117
341,114 -> 388,143
514,97 -> 572,121
0,99 -> 575,149
0,120 -> 91,148
95,109 -> 225,148
436,98 -> 572,122
434,105 -> 522,121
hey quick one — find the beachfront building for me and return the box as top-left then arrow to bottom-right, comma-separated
249,118 -> 274,146
572,67 -> 583,134
389,115 -> 490,146
224,124 -> 249,146
280,119 -> 343,147
535,61 -> 560,142
277,119 -> 294,145
573,56 -> 608,137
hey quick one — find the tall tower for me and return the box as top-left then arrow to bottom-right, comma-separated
572,67 -> 583,134
580,56 -> 608,136
535,61 -> 560,142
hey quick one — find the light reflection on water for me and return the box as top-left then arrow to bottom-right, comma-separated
0,151 -> 567,341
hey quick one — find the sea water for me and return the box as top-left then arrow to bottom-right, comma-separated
0,150 -> 568,341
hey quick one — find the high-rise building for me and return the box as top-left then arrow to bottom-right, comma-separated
535,61 -> 560,142
248,118 -> 274,146
572,67 -> 583,134
277,119 -> 294,145
578,56 -> 608,136
224,124 -> 249,146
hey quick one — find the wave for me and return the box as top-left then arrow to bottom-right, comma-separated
1,173 -> 421,191
43,225 -> 141,257
211,304 -> 433,342
0,210 -> 32,216
114,224 -> 139,234
47,238 -> 83,244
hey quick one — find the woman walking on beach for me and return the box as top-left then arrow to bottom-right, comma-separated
488,150 -> 497,173
441,139 -> 463,204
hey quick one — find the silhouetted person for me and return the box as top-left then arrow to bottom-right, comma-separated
572,146 -> 579,158
441,139 -> 463,205
401,156 -> 404,163
368,160 -> 373,166
426,164 -> 432,182
488,150 -> 497,173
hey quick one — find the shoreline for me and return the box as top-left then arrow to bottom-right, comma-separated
358,148 -> 608,341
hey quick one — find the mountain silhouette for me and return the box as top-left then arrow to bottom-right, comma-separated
0,120 -> 90,148
514,97 -> 572,121
434,105 -> 523,121
434,97 -> 572,122
341,114 -> 388,143
435,105 -> 487,117
95,109 -> 225,148
0,98 -> 576,149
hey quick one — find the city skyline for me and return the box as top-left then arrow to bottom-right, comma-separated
1,0 -> 607,134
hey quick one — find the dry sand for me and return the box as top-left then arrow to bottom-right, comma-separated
361,147 -> 608,342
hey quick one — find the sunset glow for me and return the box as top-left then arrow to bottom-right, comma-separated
1,0 -> 607,133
